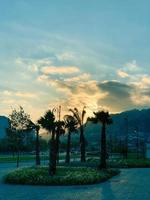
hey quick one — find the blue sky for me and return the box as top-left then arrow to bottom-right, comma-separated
0,0 -> 150,120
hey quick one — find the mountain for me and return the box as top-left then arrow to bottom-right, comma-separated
1,109 -> 149,148
0,116 -> 10,139
60,108 -> 150,150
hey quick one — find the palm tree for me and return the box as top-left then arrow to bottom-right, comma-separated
38,110 -> 57,175
64,115 -> 78,163
88,110 -> 112,169
35,124 -> 41,166
27,121 -> 41,166
55,120 -> 65,163
69,107 -> 86,162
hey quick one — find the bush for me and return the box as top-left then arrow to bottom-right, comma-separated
4,166 -> 120,185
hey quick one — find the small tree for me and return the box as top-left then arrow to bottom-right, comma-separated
8,106 -> 31,167
88,110 -> 112,169
64,115 -> 78,163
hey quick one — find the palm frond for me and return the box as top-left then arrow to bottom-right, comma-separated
81,107 -> 86,124
69,108 -> 81,125
90,110 -> 113,125
64,114 -> 78,133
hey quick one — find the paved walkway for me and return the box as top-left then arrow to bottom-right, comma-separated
0,163 -> 150,200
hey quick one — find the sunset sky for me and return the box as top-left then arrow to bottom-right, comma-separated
0,0 -> 150,121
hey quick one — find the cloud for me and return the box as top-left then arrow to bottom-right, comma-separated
129,75 -> 150,106
0,89 -> 42,121
117,70 -> 129,78
37,67 -> 150,114
99,81 -> 133,98
116,61 -> 150,108
57,81 -> 108,116
131,92 -> 150,106
14,54 -> 150,117
37,74 -> 49,82
139,76 -> 150,88
41,66 -> 80,75
96,81 -> 135,112
3,90 -> 12,96
37,72 -> 108,113
56,52 -> 75,61
15,92 -> 36,98
117,60 -> 142,80
2,90 -> 36,99
15,57 -> 53,73
28,64 -> 38,72
64,73 -> 91,82
125,60 -> 140,72
97,79 -> 150,111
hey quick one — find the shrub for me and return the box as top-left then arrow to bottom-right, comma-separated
4,166 -> 120,185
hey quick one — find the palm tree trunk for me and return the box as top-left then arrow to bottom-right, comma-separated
35,129 -> 40,166
65,131 -> 71,163
80,126 -> 86,162
49,131 -> 57,176
100,123 -> 107,169
56,131 -> 60,163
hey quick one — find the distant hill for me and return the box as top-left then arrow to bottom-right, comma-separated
110,108 -> 150,138
2,109 -> 149,149
0,116 -> 10,139
60,108 -> 150,150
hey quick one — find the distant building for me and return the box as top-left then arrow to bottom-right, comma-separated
0,116 -> 10,139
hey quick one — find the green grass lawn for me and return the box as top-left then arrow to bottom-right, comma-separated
0,155 -> 47,163
0,153 -> 80,163
1,154 -> 150,169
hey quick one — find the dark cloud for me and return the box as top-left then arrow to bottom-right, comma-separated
97,81 -> 135,111
142,89 -> 150,96
98,81 -> 133,98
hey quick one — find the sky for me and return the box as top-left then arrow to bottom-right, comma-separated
0,0 -> 150,121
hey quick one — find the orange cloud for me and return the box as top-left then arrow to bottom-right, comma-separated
41,66 -> 80,75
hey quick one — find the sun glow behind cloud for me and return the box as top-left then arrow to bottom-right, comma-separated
1,54 -> 150,121
33,58 -> 150,118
